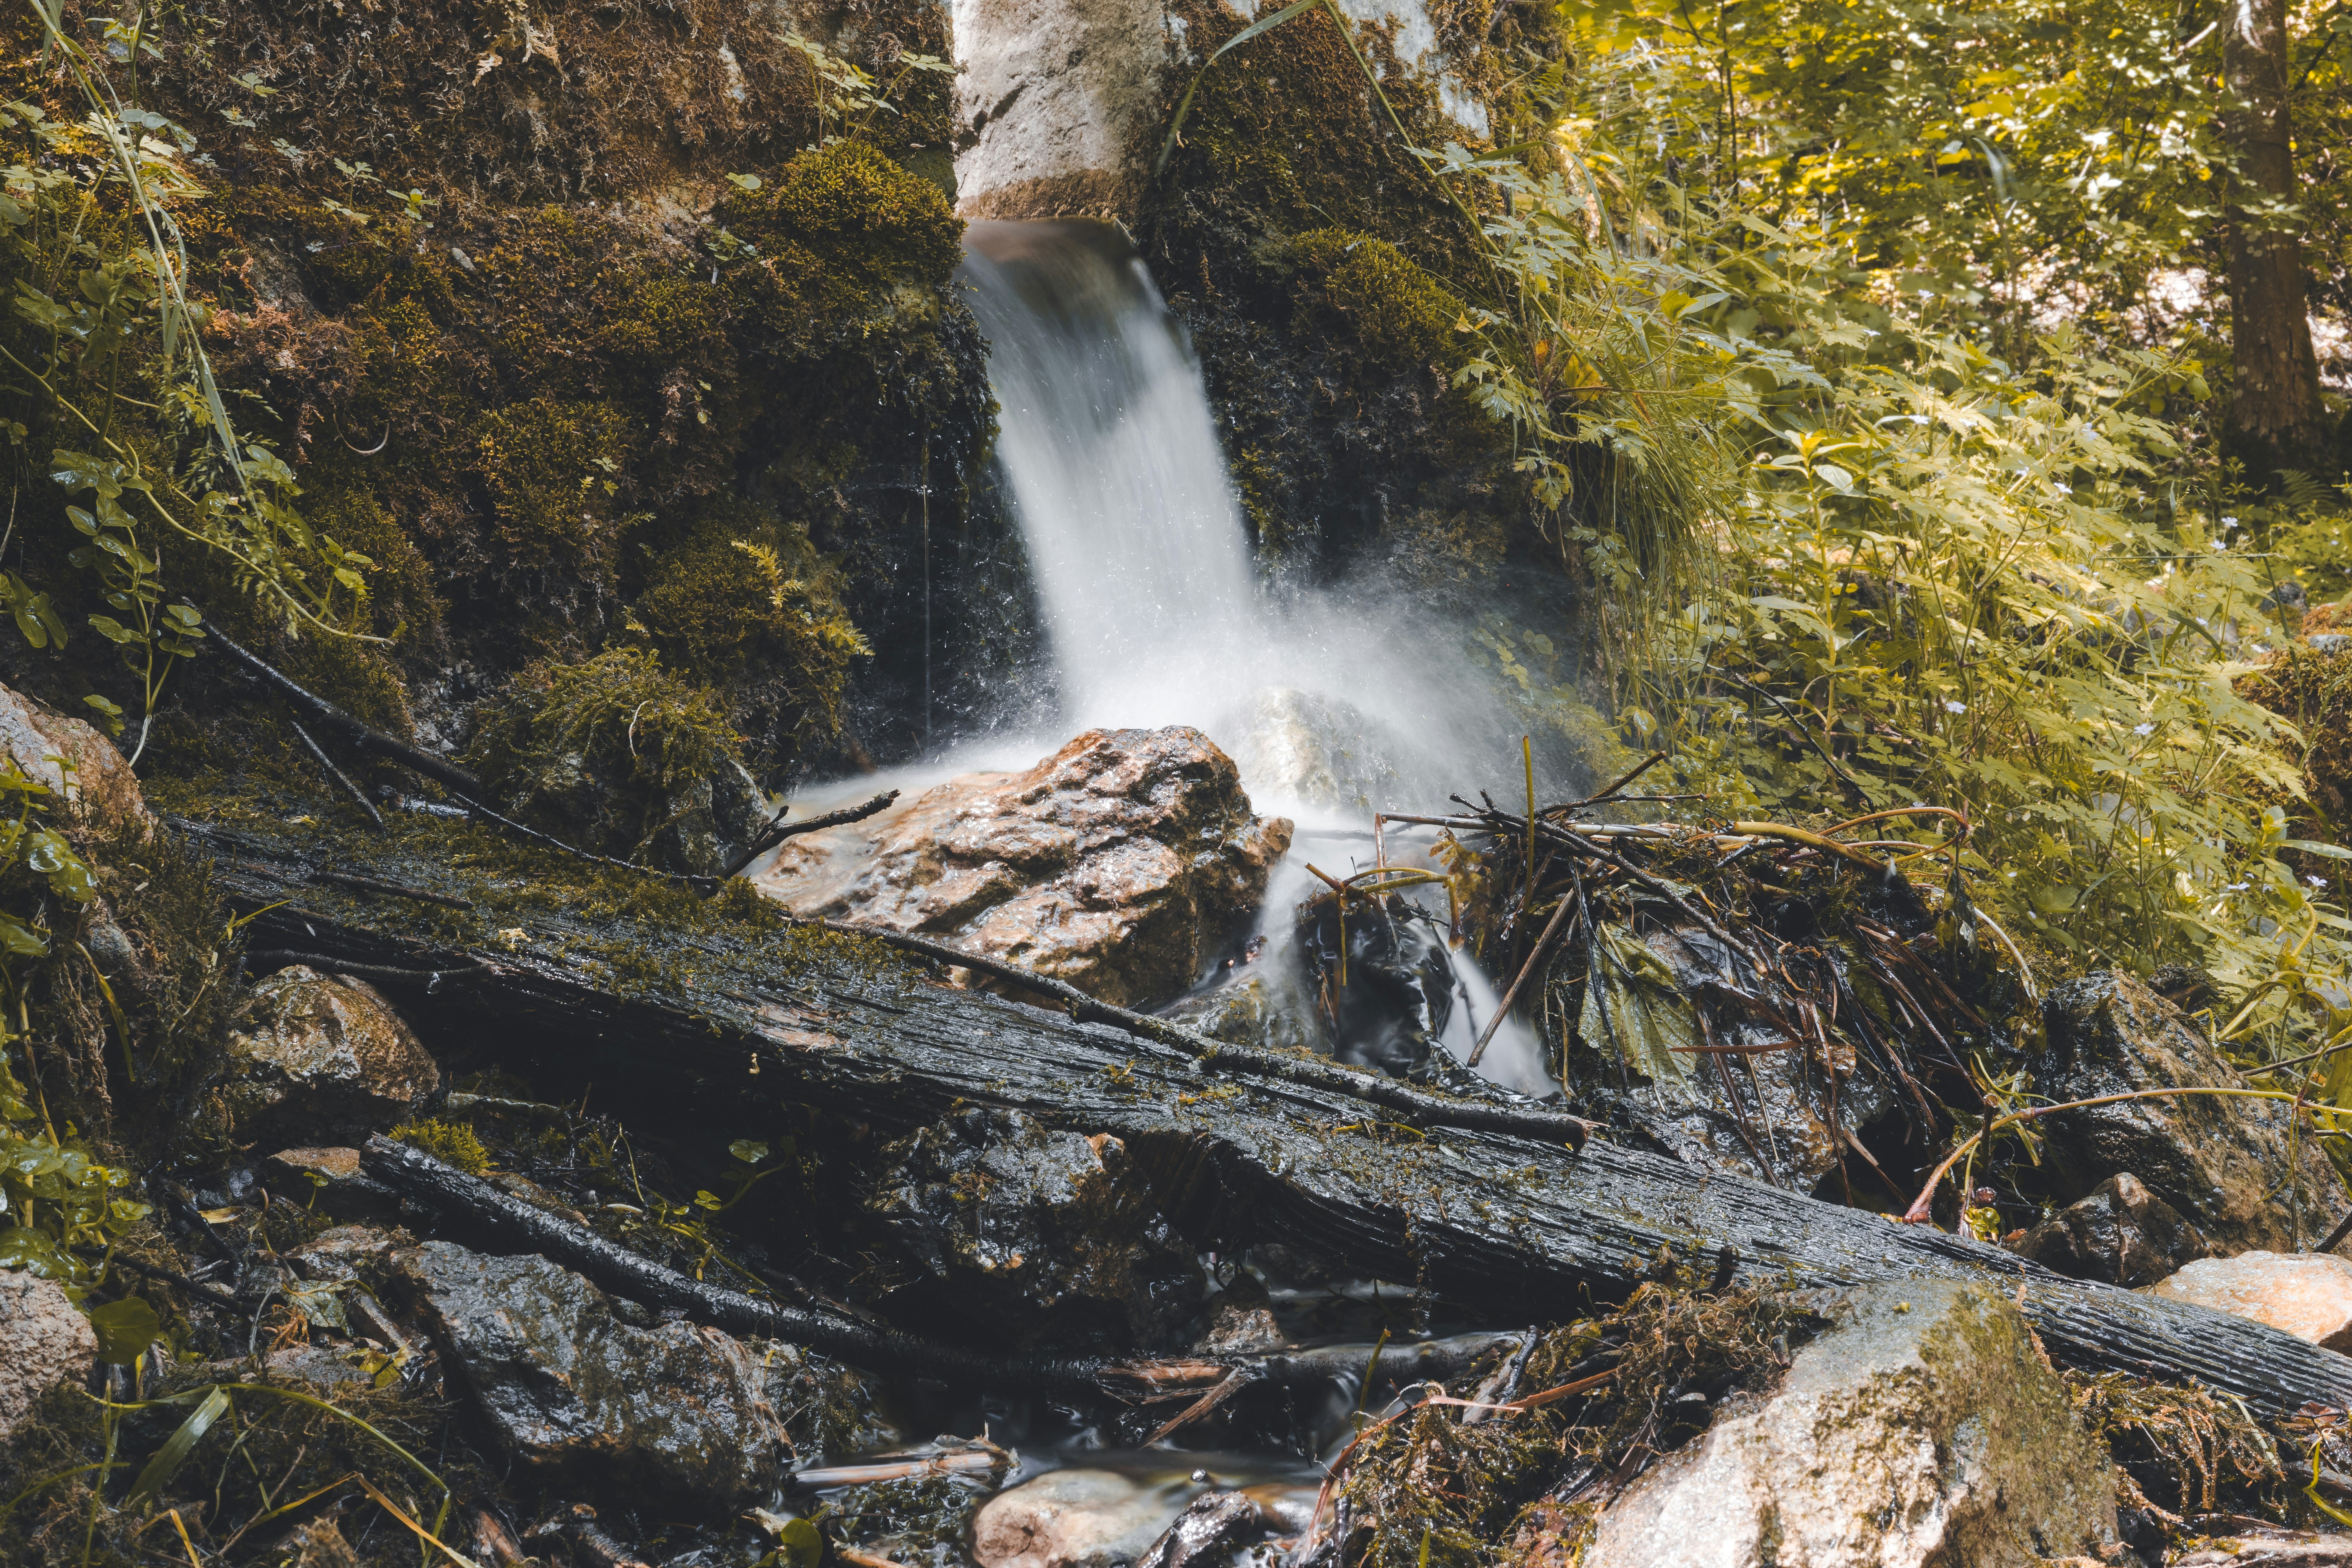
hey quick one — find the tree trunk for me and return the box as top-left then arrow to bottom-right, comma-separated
181,817 -> 2352,1415
2221,0 -> 2332,484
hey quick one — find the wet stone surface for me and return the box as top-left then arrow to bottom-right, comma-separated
2027,972 -> 2342,1252
220,966 -> 441,1145
2012,1172 -> 2210,1287
865,1106 -> 1207,1352
385,1239 -> 874,1506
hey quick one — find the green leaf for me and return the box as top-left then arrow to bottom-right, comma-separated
86,615 -> 143,645
2282,840 -> 2352,861
88,1295 -> 162,1363
127,1386 -> 231,1505
728,1138 -> 770,1165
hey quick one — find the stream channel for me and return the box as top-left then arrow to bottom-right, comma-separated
759,221 -> 1564,1564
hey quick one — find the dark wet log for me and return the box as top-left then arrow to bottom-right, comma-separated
185,818 -> 2352,1415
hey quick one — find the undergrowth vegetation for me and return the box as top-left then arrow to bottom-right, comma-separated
1393,0 -> 2352,1093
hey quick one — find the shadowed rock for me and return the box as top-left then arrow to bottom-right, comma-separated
2029,972 -> 2343,1252
0,1269 -> 95,1441
2013,1172 -> 2210,1287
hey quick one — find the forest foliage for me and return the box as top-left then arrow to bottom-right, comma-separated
1400,0 -> 2352,1075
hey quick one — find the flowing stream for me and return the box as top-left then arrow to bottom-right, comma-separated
786,219 -> 1555,1098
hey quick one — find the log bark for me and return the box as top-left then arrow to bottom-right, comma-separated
183,818 -> 2352,1415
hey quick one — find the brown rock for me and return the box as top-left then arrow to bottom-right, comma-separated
224,967 -> 439,1143
2143,1251 -> 2352,1352
0,1267 -> 96,1440
2031,972 -> 2345,1252
766,728 -> 1291,1006
2013,1173 -> 2211,1287
0,680 -> 152,836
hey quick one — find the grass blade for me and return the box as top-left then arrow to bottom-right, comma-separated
126,1386 -> 230,1509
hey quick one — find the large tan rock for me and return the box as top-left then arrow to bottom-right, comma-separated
0,1268 -> 96,1440
2143,1251 -> 2352,1352
1579,1281 -> 2120,1568
764,728 -> 1290,1007
0,681 -> 151,835
951,0 -> 1169,220
223,967 -> 439,1143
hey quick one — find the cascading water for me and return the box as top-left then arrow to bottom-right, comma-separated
782,218 -> 1556,1098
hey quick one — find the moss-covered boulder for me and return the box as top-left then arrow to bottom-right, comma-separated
468,648 -> 766,875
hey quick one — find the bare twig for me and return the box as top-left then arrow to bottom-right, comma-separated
1470,891 -> 1575,1067
289,720 -> 385,829
718,790 -> 901,880
207,623 -> 483,798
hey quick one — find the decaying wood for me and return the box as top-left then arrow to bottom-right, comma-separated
188,819 -> 2352,1415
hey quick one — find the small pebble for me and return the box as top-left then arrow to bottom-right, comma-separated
1191,1469 -> 1212,1485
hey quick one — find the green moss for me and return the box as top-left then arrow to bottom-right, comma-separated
1286,228 -> 1460,368
389,1117 -> 492,1174
468,647 -> 746,863
474,395 -> 629,565
634,521 -> 869,730
598,271 -> 728,368
301,485 -> 441,641
719,141 -> 963,343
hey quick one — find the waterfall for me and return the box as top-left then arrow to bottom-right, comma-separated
958,220 -> 1261,733
954,219 -> 1558,1100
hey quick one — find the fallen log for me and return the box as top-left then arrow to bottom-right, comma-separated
183,815 -> 2352,1414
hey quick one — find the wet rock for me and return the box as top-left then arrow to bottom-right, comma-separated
972,1469 -> 1199,1568
286,1516 -> 363,1568
0,1268 -> 96,1440
767,728 -> 1291,1007
1158,972 -> 1320,1056
1560,925 -> 1893,1194
2143,1251 -> 2352,1352
2013,1173 -> 2211,1287
289,1223 -> 416,1283
1583,1280 -> 2121,1567
0,679 -> 152,837
2172,1533 -> 2352,1565
223,967 -> 440,1143
866,1106 -> 1205,1352
387,1240 -> 797,1505
1134,1491 -> 1265,1568
2031,972 -> 2343,1251
1296,892 -> 1457,1082
1225,687 -> 1404,815
1191,1272 -> 1281,1356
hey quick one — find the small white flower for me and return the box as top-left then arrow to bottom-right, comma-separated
2226,882 -> 2250,893
2310,876 -> 2329,889
2132,723 -> 2154,736
1944,701 -> 1966,714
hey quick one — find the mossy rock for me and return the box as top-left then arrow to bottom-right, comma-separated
469,647 -> 765,874
1283,227 -> 1461,369
474,396 -> 630,566
718,141 -> 964,346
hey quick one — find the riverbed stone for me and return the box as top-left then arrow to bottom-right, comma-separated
386,1240 -> 792,1506
2013,1172 -> 2210,1287
2143,1251 -> 2352,1352
866,1106 -> 1206,1352
972,1468 -> 1200,1568
1580,1280 -> 2120,1568
0,1268 -> 96,1441
223,967 -> 439,1143
0,680 -> 152,837
2027,972 -> 2344,1252
765,727 -> 1291,1007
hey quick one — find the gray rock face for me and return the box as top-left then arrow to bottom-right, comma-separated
0,1268 -> 95,1440
387,1240 -> 794,1506
866,1106 -> 1206,1352
2143,1251 -> 2352,1352
1583,1280 -> 2120,1568
223,967 -> 440,1143
2013,1172 -> 2210,1287
950,0 -> 1171,220
765,727 -> 1290,1008
972,1469 -> 1200,1568
2031,972 -> 2343,1252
